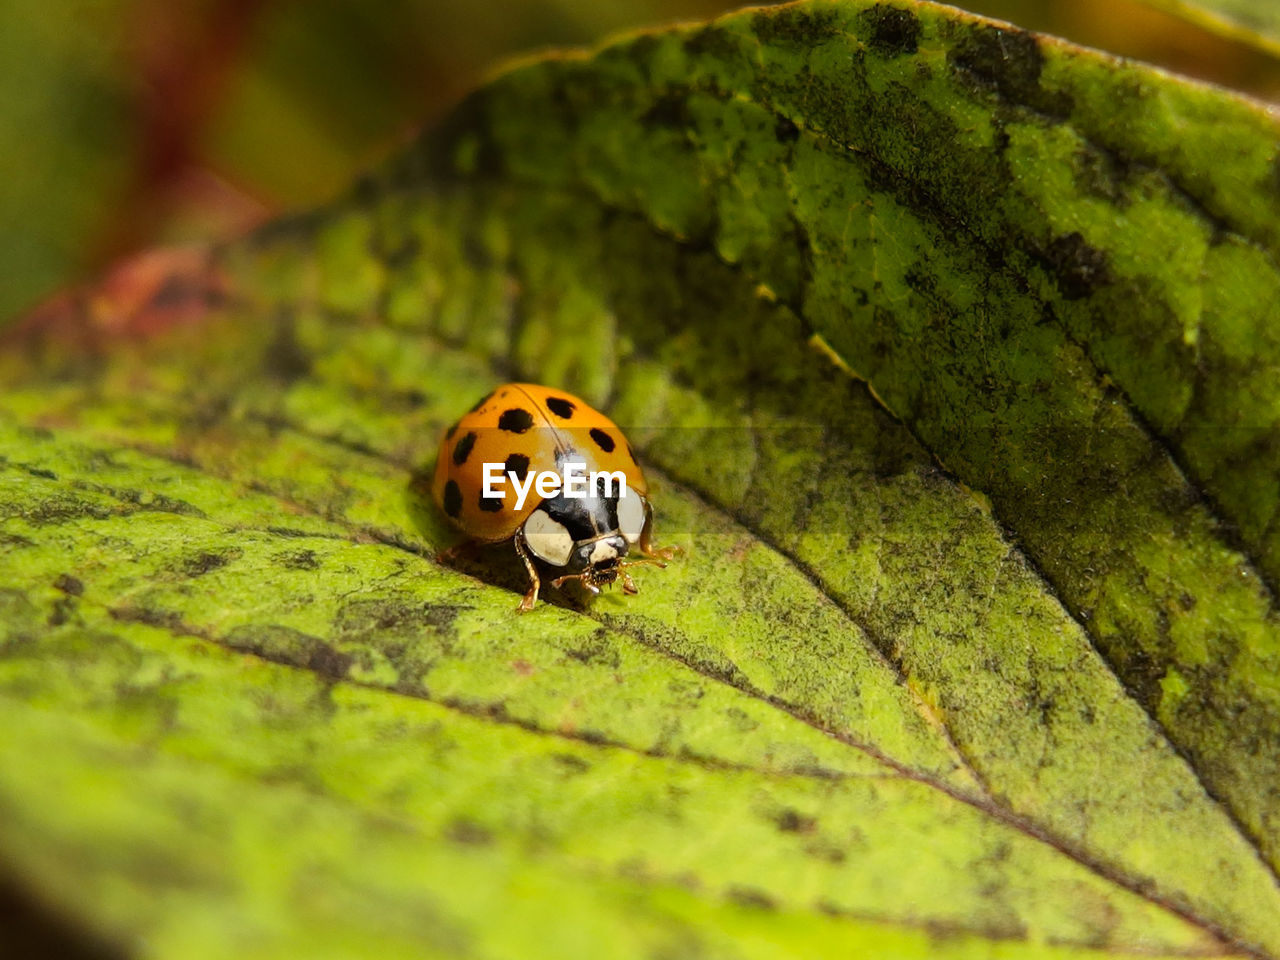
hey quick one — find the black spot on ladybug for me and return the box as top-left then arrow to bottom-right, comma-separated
443,480 -> 462,517
499,408 -> 534,433
469,391 -> 493,414
545,396 -> 576,419
590,428 -> 616,453
504,453 -> 531,480
859,5 -> 921,56
478,491 -> 503,512
452,431 -> 477,466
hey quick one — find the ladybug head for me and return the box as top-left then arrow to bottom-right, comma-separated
522,490 -> 635,596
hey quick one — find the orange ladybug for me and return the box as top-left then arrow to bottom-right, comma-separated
432,383 -> 674,610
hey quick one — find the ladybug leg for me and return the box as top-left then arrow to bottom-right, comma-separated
550,571 -> 601,595
637,506 -> 679,564
436,539 -> 481,564
512,530 -> 542,612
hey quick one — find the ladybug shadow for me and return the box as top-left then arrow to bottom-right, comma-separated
404,463 -> 595,613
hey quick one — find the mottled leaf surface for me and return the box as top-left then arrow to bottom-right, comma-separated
3,0 -> 1280,957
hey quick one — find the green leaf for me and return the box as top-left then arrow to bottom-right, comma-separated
1133,0 -> 1280,54
4,0 -> 1280,957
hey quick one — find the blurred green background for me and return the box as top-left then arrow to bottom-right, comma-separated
3,0 -> 1279,327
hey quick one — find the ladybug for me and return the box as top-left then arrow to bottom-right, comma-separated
432,383 -> 674,610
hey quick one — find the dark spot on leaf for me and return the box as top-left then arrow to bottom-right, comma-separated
421,605 -> 466,630
504,453 -> 530,480
545,396 -> 576,419
267,526 -> 324,539
566,628 -> 622,669
110,606 -> 185,631
498,408 -> 534,433
335,598 -> 461,646
681,25 -> 739,60
307,642 -> 354,680
265,314 -> 310,384
53,574 -> 83,596
478,490 -> 503,512
805,843 -> 847,864
452,431 -> 477,466
0,589 -> 40,646
590,428 -> 616,453
552,753 -> 591,774
727,886 -> 777,910
773,808 -> 817,833
462,232 -> 492,268
1045,232 -> 1111,299
1073,145 -> 1132,203
642,93 -> 691,130
224,624 -> 351,680
22,494 -> 112,526
279,549 -> 320,571
1115,646 -> 1168,714
47,597 -> 75,627
752,6 -> 839,47
383,234 -> 422,270
26,467 -> 56,480
447,819 -> 493,845
0,533 -> 35,549
904,262 -> 935,296
443,480 -> 463,517
180,550 -> 239,578
72,483 -> 205,519
949,24 -> 1071,117
860,4 -> 921,56
774,116 -> 800,144
394,388 -> 428,408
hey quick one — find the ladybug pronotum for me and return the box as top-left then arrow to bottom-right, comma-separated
432,383 -> 674,610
